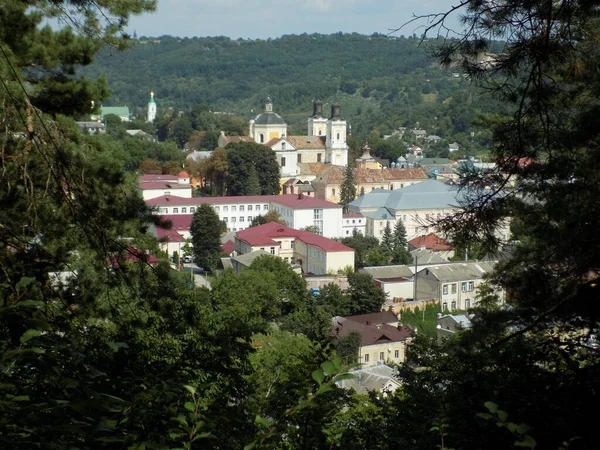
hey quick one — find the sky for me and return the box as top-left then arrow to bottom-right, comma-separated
126,0 -> 461,39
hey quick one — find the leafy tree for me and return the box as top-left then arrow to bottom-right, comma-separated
363,247 -> 389,267
225,142 -> 280,195
190,204 -> 222,271
250,210 -> 286,227
169,115 -> 194,148
341,229 -> 381,269
339,164 -> 356,213
202,147 -> 228,195
333,330 -> 362,364
346,272 -> 386,315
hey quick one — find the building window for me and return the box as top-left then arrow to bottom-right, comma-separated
291,241 -> 295,249
240,205 -> 244,212
313,208 -> 323,235
317,153 -> 322,162
337,132 -> 340,140
379,352 -> 385,361
248,216 -> 252,222
465,299 -> 471,309
282,142 -> 286,150
352,219 -> 355,224
394,350 -> 400,359
297,154 -> 302,163
259,133 -> 264,143
159,208 -> 167,213
346,230 -> 350,234
451,284 -> 457,294
248,205 -> 253,211
232,206 -> 236,212
270,247 -> 275,255
256,205 -> 261,210
332,188 -> 336,196
468,281 -> 475,291
164,191 -> 170,195
223,217 -> 228,222
240,216 -> 244,222
461,282 -> 468,292
443,302 -> 448,310
173,208 -> 178,214
231,217 -> 236,223
223,206 -> 228,212
181,207 -> 187,213
190,207 -> 195,213
281,157 -> 286,167
451,301 -> 457,310
263,205 -> 268,210
364,354 -> 369,363
443,284 -> 449,295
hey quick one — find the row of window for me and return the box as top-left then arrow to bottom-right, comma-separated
281,153 -> 324,166
343,219 -> 363,225
442,299 -> 471,310
363,349 -> 401,363
442,281 -> 475,295
160,207 -> 197,214
223,217 -> 254,223
216,204 -> 268,213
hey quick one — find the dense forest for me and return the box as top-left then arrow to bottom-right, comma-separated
83,33 -> 509,148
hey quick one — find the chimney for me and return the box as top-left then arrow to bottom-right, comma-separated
297,192 -> 304,200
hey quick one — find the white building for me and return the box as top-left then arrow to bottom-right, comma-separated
342,213 -> 366,237
145,193 -> 345,238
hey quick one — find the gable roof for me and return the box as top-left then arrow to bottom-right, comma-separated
349,179 -> 464,211
410,249 -> 448,264
297,162 -> 331,176
236,222 -> 353,253
154,227 -> 186,242
232,249 -> 271,267
360,265 -> 414,280
221,240 -> 235,255
344,311 -> 400,326
314,167 -> 427,185
157,214 -> 193,232
286,135 -> 326,149
333,316 -> 413,346
408,233 -> 454,251
420,261 -> 496,282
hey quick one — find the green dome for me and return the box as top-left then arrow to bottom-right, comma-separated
254,111 -> 286,125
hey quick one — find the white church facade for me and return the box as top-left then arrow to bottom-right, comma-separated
232,98 -> 349,179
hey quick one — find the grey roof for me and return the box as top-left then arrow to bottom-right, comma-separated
420,261 -> 496,282
360,265 -> 413,279
336,365 -> 400,394
410,249 -> 448,264
349,180 -> 464,212
254,111 -> 286,125
221,257 -> 233,270
232,249 -> 271,268
187,150 -> 213,161
361,207 -> 395,220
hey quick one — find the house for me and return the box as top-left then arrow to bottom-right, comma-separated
359,265 -> 414,304
406,145 -> 423,156
125,129 -> 155,141
311,166 -> 427,204
231,249 -> 271,274
342,213 -> 366,237
437,312 -> 473,341
150,225 -> 188,260
425,135 -> 442,143
145,193 -> 344,237
348,179 -> 465,239
137,171 -> 193,200
217,133 -> 255,148
408,233 -> 455,260
336,365 -> 401,394
448,142 -> 460,152
332,311 -> 414,367
76,121 -> 105,135
234,222 -> 355,275
414,261 -> 501,311
410,129 -> 427,141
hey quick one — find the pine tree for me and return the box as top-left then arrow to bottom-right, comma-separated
339,165 -> 356,213
381,222 -> 393,255
391,219 -> 412,265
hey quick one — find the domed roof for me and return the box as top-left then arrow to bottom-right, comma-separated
177,171 -> 190,178
254,111 -> 286,125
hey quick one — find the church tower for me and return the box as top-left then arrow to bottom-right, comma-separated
146,91 -> 156,123
325,103 -> 348,166
249,97 -> 287,143
307,99 -> 327,137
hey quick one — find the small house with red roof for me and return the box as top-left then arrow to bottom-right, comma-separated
408,233 -> 455,260
137,171 -> 192,200
332,311 -> 414,366
234,222 -> 354,275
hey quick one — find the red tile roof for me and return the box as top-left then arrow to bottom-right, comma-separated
333,316 -> 413,346
408,233 -> 454,251
286,135 -> 326,149
146,194 -> 340,209
314,166 -> 427,185
236,222 -> 353,253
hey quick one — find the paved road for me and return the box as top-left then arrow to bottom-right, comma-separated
182,263 -> 212,290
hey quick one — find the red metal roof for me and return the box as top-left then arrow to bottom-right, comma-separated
139,174 -> 178,183
236,222 -> 353,252
155,227 -> 186,242
158,214 -> 193,231
137,182 -> 190,190
146,194 -> 340,209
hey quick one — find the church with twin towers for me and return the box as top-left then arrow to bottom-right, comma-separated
220,97 -> 349,179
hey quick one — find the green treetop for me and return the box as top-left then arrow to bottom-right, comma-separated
339,165 -> 357,213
